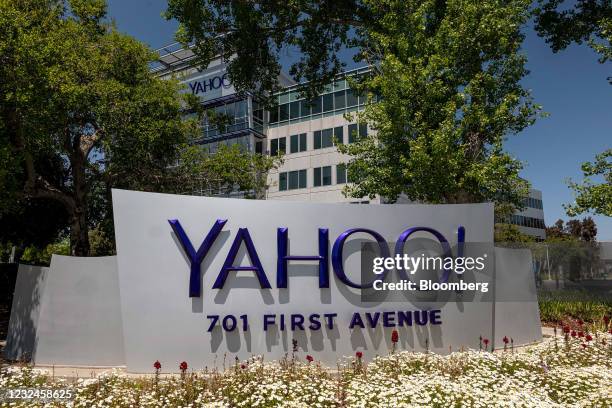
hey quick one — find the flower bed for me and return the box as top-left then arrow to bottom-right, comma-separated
1,331 -> 611,407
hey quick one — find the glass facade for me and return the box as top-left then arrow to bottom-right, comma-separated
510,215 -> 545,230
268,70 -> 374,128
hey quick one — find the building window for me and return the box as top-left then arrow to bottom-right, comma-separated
322,128 -> 333,148
348,123 -> 368,143
311,97 -> 322,114
346,88 -> 358,107
269,104 -> 279,124
271,137 -> 286,156
334,90 -> 345,110
336,163 -> 347,184
314,166 -> 332,187
314,127 -> 341,149
300,100 -> 311,117
289,133 -> 307,153
323,93 -> 334,112
334,126 -> 344,144
279,103 -> 289,121
280,169 -> 307,190
289,101 -> 300,120
255,141 -> 263,154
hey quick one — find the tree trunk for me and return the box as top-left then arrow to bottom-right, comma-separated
70,141 -> 90,256
70,203 -> 89,256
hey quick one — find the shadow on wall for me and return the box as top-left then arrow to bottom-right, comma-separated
3,264 -> 48,361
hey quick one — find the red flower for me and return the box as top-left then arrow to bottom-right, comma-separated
240,363 -> 246,369
356,351 -> 363,359
609,329 -> 612,335
391,329 -> 399,343
578,331 -> 585,338
571,331 -> 577,337
153,360 -> 161,370
179,361 -> 188,372
581,343 -> 587,349
604,316 -> 610,325
503,336 -> 509,344
585,334 -> 593,342
577,319 -> 584,326
562,326 -> 570,334
483,338 -> 489,346
306,355 -> 314,362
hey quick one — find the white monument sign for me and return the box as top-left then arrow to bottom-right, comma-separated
112,189 -> 499,372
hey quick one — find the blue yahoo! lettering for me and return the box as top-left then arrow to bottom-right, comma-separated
213,227 -> 271,289
188,73 -> 231,96
169,218 -> 465,297
169,218 -> 226,297
277,227 -> 329,288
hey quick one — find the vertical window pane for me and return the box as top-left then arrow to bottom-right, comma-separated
337,164 -> 346,184
311,97 -> 322,114
314,130 -> 321,149
299,133 -> 307,151
322,128 -> 333,148
348,124 -> 358,143
346,88 -> 358,107
271,139 -> 278,156
255,141 -> 263,154
299,169 -> 307,189
322,166 -> 332,186
269,104 -> 279,123
289,170 -> 299,189
289,101 -> 300,119
334,91 -> 345,110
279,103 -> 289,121
300,100 -> 311,117
359,123 -> 368,138
279,172 -> 287,191
290,134 -> 298,153
314,167 -> 321,187
334,126 -> 344,144
278,137 -> 286,154
322,93 -> 334,112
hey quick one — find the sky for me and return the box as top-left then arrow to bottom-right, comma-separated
105,0 -> 611,240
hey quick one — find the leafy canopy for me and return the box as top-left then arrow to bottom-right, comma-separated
0,0 -> 278,256
167,0 -> 540,207
565,149 -> 612,217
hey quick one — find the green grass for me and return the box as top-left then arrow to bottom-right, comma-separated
538,289 -> 612,324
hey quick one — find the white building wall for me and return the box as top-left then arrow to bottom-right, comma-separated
266,113 -> 380,203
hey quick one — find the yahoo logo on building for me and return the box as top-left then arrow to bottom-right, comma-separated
169,219 -> 465,298
188,73 -> 231,96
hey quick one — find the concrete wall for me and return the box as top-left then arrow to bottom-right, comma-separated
493,247 -> 542,349
32,255 -> 125,367
4,264 -> 48,361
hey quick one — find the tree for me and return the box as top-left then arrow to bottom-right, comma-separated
535,0 -> 612,83
494,223 -> 535,243
167,0 -> 539,207
174,143 -> 281,199
0,0 -> 279,257
565,149 -> 612,217
0,0 -> 193,255
544,217 -> 598,241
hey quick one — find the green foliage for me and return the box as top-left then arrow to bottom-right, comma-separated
20,236 -> 70,266
538,290 -> 612,323
565,149 -> 612,217
338,0 -> 538,205
168,0 -> 538,207
494,223 -> 536,243
535,0 -> 612,83
173,143 -> 282,199
1,0 -> 276,257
